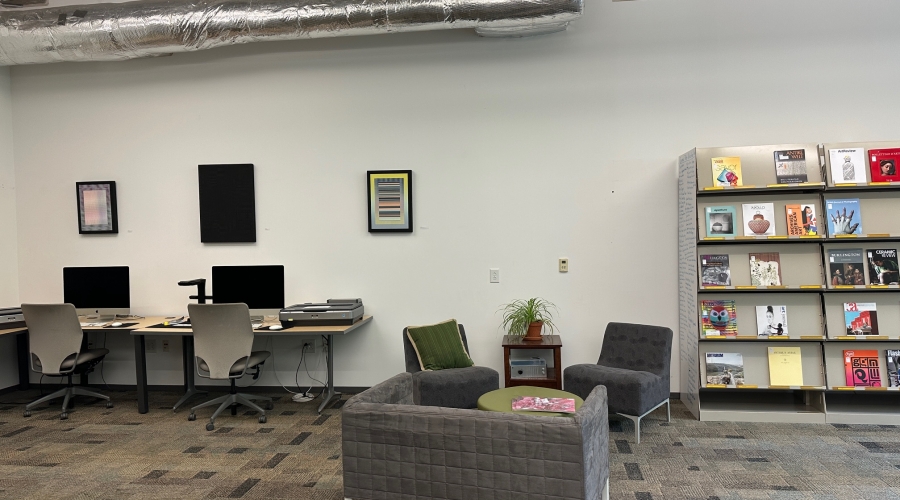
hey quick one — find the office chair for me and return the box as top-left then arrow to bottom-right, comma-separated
187,303 -> 273,431
21,304 -> 113,420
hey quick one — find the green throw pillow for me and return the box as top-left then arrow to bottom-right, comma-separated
406,319 -> 474,371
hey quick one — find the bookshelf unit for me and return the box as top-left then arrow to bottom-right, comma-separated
678,141 -> 900,425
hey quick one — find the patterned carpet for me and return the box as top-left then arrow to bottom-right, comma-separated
0,389 -> 898,499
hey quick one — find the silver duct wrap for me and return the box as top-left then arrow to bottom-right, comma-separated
0,0 -> 583,65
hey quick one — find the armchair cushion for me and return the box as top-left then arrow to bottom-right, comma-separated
564,363 -> 668,416
413,366 -> 498,409
406,319 -> 474,371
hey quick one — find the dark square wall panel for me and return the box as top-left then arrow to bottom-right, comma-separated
198,163 -> 256,243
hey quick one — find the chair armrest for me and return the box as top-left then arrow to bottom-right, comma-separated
575,385 -> 610,499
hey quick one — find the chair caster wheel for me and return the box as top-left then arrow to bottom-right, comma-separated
206,422 -> 215,431
188,413 -> 196,421
60,412 -> 68,420
259,416 -> 267,424
106,401 -> 114,409
23,410 -> 31,418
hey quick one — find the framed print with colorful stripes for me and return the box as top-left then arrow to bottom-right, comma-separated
367,170 -> 413,233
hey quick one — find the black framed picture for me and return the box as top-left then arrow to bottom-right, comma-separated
367,170 -> 413,233
76,181 -> 118,234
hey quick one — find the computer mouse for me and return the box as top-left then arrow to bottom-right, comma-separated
268,324 -> 284,331
110,322 -> 123,327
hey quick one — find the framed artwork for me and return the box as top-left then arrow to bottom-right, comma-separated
367,170 -> 413,233
76,181 -> 118,234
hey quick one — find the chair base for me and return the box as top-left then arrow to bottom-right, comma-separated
189,392 -> 272,431
25,386 -> 111,420
617,398 -> 670,444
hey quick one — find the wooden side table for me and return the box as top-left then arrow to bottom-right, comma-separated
502,335 -> 562,390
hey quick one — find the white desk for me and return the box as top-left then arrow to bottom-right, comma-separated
131,316 -> 372,414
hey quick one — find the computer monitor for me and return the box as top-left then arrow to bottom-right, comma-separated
63,266 -> 131,319
212,265 -> 285,318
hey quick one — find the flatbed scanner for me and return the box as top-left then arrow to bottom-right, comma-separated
0,307 -> 25,330
280,299 -> 364,326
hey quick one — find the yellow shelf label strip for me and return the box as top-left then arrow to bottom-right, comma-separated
736,336 -> 758,340
868,182 -> 891,186
833,183 -> 858,187
866,336 -> 889,340
768,336 -> 790,340
800,386 -> 824,390
800,335 -> 824,339
702,237 -> 726,241
799,235 -> 822,239
737,385 -> 758,389
800,285 -> 824,289
767,385 -> 790,390
703,285 -> 726,289
865,387 -> 888,391
704,335 -> 726,339
866,233 -> 891,238
706,384 -> 726,389
833,285 -> 855,289
767,235 -> 788,239
868,285 -> 889,289
735,285 -> 758,289
766,184 -> 789,188
834,386 -> 856,390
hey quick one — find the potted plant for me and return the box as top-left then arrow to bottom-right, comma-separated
499,297 -> 558,342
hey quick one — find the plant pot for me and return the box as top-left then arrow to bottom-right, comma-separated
523,321 -> 544,342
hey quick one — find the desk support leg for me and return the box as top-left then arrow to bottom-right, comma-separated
16,332 -> 30,391
172,336 -> 205,411
134,334 -> 149,414
316,335 -> 338,414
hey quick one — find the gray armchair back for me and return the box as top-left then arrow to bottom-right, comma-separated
597,322 -> 673,381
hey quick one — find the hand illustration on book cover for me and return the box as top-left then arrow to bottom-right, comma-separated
828,249 -> 864,286
705,352 -> 744,387
511,396 -> 576,413
869,148 -> 900,183
844,350 -> 881,387
749,252 -> 782,286
700,254 -> 731,286
741,203 -> 776,236
711,157 -> 742,187
773,149 -> 808,184
829,148 -> 867,183
700,300 -> 737,337
825,199 -> 862,236
867,249 -> 899,285
843,303 -> 879,336
756,305 -> 788,337
887,350 -> 900,388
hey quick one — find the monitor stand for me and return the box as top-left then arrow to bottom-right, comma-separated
83,314 -> 117,322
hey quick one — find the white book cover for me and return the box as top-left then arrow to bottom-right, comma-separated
741,202 -> 776,236
829,148 -> 867,184
756,305 -> 788,337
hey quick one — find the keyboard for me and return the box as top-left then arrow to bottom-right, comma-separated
251,323 -> 263,329
80,322 -> 108,327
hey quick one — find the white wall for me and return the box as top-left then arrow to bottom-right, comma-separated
7,0 -> 900,392
0,67 -> 20,389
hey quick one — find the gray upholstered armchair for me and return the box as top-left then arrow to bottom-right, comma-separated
564,322 -> 673,444
402,324 -> 499,408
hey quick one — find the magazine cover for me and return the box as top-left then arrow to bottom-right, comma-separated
773,149 -> 808,184
711,156 -> 742,187
705,352 -> 744,386
829,148 -> 867,184
700,300 -> 737,337
887,349 -> 900,388
705,206 -> 737,237
767,346 -> 803,386
785,204 -> 817,236
756,305 -> 788,337
825,199 -> 862,236
700,254 -> 731,286
843,303 -> 879,336
749,252 -> 782,286
866,249 -> 900,285
511,396 -> 576,413
741,202 -> 776,236
829,248 -> 865,286
868,148 -> 900,183
844,350 -> 882,387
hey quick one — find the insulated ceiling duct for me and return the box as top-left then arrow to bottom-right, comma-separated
0,0 -> 584,65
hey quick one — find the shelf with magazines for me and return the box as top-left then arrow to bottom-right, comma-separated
679,141 -> 900,425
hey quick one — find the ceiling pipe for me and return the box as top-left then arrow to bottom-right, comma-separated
0,0 -> 584,65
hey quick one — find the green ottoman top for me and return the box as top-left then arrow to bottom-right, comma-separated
477,386 -> 584,417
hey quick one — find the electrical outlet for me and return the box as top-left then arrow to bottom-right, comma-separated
490,268 -> 500,283
146,339 -> 157,353
162,340 -> 170,352
559,258 -> 569,273
303,341 -> 316,354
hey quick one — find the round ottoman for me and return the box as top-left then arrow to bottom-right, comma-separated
477,386 -> 584,417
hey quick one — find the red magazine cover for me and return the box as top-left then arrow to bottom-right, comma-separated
869,148 -> 900,182
511,396 -> 576,413
844,350 -> 882,387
